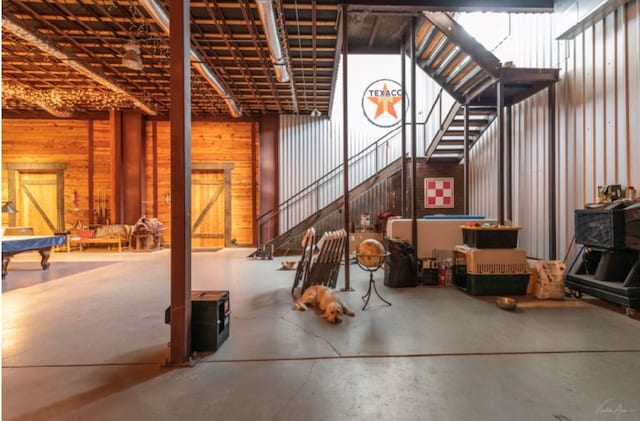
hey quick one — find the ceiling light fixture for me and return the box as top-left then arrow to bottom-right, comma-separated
255,0 -> 291,83
122,41 -> 143,71
310,108 -> 321,118
139,0 -> 243,118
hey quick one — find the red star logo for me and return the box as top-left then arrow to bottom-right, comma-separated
367,83 -> 402,119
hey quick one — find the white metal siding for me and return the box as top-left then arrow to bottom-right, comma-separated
278,55 -> 437,233
470,1 -> 640,260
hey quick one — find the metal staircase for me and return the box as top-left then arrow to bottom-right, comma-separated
252,11 -> 559,256
416,12 -> 501,105
253,126 -> 406,257
416,11 -> 558,162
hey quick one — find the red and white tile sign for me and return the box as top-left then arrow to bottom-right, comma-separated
424,177 -> 454,208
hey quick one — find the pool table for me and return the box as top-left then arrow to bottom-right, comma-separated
1,235 -> 67,279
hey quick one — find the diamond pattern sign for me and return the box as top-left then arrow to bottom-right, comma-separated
424,177 -> 454,208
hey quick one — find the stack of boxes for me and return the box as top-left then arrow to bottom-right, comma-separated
453,226 -> 530,295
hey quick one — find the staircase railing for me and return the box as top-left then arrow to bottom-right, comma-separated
422,87 -> 456,155
257,124 -> 406,246
257,83 -> 452,248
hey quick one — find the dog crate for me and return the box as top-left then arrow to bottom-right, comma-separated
453,246 -> 529,274
453,246 -> 530,296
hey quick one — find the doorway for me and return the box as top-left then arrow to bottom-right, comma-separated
4,163 -> 66,235
191,163 -> 234,249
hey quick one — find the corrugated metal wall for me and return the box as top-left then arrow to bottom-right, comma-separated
278,55 -> 436,234
279,114 -> 405,233
470,1 -> 640,260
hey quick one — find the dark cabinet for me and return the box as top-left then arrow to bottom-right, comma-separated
565,208 -> 640,316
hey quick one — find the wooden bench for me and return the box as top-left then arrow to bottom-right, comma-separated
75,237 -> 126,252
68,224 -> 131,252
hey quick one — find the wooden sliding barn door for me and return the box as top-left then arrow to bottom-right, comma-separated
190,163 -> 233,250
4,163 -> 66,235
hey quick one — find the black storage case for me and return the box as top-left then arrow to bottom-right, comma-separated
383,237 -> 417,287
191,290 -> 230,352
461,227 -> 519,249
575,209 -> 626,248
165,290 -> 230,353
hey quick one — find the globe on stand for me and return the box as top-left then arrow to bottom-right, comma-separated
355,239 -> 391,310
356,238 -> 386,269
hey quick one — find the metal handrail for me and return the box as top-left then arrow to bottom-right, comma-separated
257,87 -> 447,246
257,129 -> 409,245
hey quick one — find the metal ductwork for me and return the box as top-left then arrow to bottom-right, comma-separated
255,0 -> 291,83
139,0 -> 243,118
1,15 -> 157,117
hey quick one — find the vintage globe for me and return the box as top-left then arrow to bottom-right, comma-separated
356,238 -> 386,269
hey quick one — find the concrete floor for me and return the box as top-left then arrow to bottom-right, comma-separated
2,247 -> 640,421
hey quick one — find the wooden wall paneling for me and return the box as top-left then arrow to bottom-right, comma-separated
251,121 -> 257,246
92,120 -> 113,228
258,114 -> 279,245
88,120 -> 95,225
122,111 -> 144,223
152,120 -> 158,218
225,166 -> 232,247
191,121 -> 255,247
4,117 -> 256,247
144,120 -> 256,247
110,110 -> 123,224
155,122 -> 172,243
2,119 -> 97,230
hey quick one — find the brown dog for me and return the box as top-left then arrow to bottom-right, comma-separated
292,285 -> 355,323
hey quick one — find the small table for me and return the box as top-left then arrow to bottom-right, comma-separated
133,233 -> 154,251
1,235 -> 67,279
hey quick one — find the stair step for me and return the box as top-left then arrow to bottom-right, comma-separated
446,60 -> 480,87
449,119 -> 486,127
433,51 -> 468,80
441,135 -> 477,141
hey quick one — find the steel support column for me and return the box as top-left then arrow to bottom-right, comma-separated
496,81 -> 504,225
169,0 -> 192,366
410,17 -> 418,259
463,104 -> 469,214
401,35 -> 407,216
548,83 -> 557,259
341,7 -> 352,291
506,104 -> 513,221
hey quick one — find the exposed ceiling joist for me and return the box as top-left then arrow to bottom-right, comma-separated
2,13 -> 157,116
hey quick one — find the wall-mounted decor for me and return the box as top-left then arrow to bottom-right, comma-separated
424,177 -> 454,209
361,79 -> 408,128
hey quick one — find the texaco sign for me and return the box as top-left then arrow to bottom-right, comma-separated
361,79 -> 408,128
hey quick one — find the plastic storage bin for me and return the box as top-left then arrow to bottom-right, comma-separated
455,273 -> 529,295
461,226 -> 520,248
